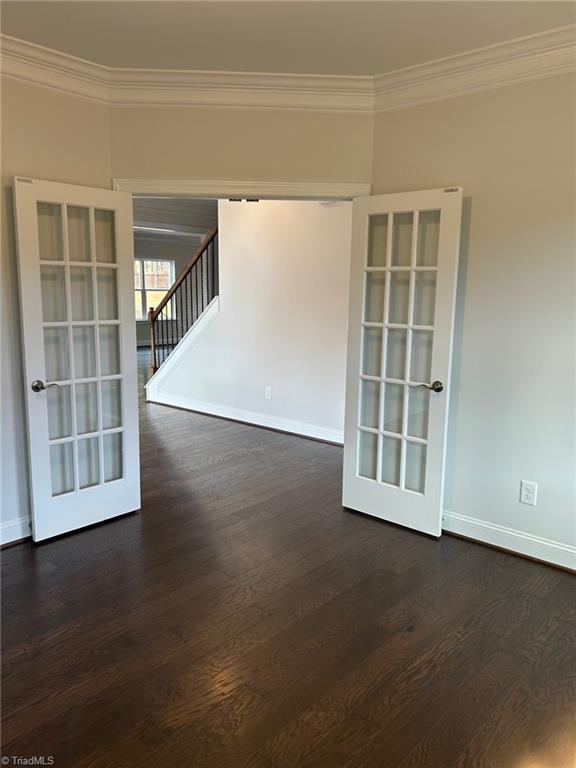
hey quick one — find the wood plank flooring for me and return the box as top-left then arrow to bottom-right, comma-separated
2,360 -> 575,766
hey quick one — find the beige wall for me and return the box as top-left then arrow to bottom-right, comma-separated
2,69 -> 574,563
372,74 -> 575,551
1,78 -> 111,535
111,106 -> 373,182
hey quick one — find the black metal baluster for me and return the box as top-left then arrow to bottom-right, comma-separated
210,241 -> 215,301
179,288 -> 183,343
208,243 -> 214,304
184,273 -> 188,336
200,251 -> 205,313
215,236 -> 219,295
195,261 -> 200,322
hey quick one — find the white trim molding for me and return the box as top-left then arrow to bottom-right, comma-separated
148,393 -> 345,445
374,25 -> 576,111
1,515 -> 32,545
114,178 -> 371,199
443,510 -> 576,572
2,26 -> 574,113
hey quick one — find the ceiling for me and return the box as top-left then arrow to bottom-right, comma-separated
2,1 -> 574,76
133,198 -> 218,242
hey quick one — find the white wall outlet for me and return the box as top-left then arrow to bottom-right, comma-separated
265,385 -> 272,400
520,480 -> 538,507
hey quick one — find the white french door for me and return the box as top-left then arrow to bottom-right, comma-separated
343,187 -> 463,537
14,177 -> 140,541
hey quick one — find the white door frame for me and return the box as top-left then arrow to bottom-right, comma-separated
112,178 -> 371,200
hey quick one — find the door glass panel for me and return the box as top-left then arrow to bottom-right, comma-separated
40,266 -> 67,322
37,203 -> 63,261
49,442 -> 74,496
97,268 -> 119,320
413,272 -> 437,327
358,431 -> 377,480
391,212 -> 413,266
367,215 -> 388,267
99,326 -> 120,375
102,380 -> 123,429
383,383 -> 403,434
78,436 -> 100,489
104,432 -> 123,482
364,272 -> 385,323
95,210 -> 116,263
44,328 -> 70,382
405,441 -> 426,493
385,329 -> 407,380
381,436 -> 401,486
47,385 -> 72,439
361,327 -> 382,377
76,382 -> 98,434
416,210 -> 440,267
410,330 -> 433,383
388,271 -> 411,324
73,326 -> 96,379
67,206 -> 91,262
70,267 -> 94,321
359,380 -> 380,429
407,387 -> 430,439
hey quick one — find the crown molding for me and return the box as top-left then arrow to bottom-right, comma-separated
374,25 -> 576,111
0,34 -> 110,102
113,179 -> 372,199
0,35 -> 373,112
1,26 -> 574,114
110,68 -> 374,111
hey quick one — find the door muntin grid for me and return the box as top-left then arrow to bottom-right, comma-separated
38,202 -> 124,497
356,209 -> 441,493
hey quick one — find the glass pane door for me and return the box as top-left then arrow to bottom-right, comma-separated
357,209 -> 440,493
15,177 -> 140,542
39,202 -> 125,497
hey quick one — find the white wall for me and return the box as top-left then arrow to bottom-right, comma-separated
372,74 -> 575,567
148,200 -> 352,442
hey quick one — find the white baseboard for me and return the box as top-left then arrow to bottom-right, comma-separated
1,515 -> 32,545
148,392 -> 344,444
443,509 -> 576,571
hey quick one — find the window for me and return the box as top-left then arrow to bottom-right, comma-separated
134,259 -> 176,320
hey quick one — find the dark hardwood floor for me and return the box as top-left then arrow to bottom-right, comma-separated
2,351 -> 575,767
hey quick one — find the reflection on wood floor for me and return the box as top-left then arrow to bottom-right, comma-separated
2,361 -> 575,767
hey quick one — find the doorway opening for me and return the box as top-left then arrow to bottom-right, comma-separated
131,197 -> 218,398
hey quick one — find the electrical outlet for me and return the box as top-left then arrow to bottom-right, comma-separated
519,480 -> 538,507
265,386 -> 272,400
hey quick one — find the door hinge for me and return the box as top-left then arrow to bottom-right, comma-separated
16,177 -> 33,184
444,187 -> 459,193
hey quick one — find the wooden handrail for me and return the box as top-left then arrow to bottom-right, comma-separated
150,225 -> 218,321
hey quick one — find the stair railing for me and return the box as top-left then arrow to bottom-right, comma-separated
148,226 -> 218,374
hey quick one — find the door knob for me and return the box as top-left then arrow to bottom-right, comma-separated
417,380 -> 444,393
31,379 -> 60,393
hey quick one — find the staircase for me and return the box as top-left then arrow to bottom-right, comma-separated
148,226 -> 218,374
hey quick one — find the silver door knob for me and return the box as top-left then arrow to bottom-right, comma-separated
417,380 -> 444,393
31,379 -> 60,393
